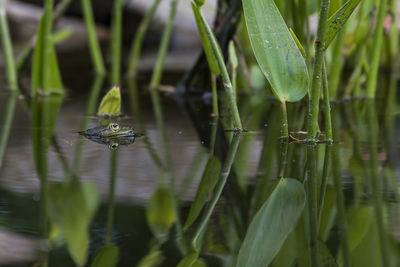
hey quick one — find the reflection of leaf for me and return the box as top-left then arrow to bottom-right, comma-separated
90,244 -> 119,267
242,0 -> 308,102
319,186 -> 337,240
97,86 -> 121,116
47,179 -> 100,266
137,249 -> 164,267
146,187 -> 176,241
31,12 -> 63,95
237,178 -> 306,267
184,157 -> 221,230
347,206 -> 372,250
177,251 -> 198,267
319,240 -> 338,267
325,0 -> 362,49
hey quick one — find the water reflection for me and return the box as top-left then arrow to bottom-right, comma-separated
0,75 -> 399,266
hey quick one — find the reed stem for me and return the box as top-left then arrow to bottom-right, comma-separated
0,0 -> 18,90
322,61 -> 332,141
42,0 -> 54,91
0,92 -> 17,168
82,0 -> 105,74
111,0 -> 122,85
306,0 -> 330,140
105,150 -> 118,244
366,0 -> 387,98
127,0 -> 161,77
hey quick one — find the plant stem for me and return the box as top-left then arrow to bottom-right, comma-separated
0,92 -> 17,168
192,133 -> 241,250
366,0 -> 387,98
322,61 -> 332,141
111,0 -> 122,85
82,0 -> 105,74
42,0 -> 54,91
127,0 -> 161,77
317,144 -> 331,223
197,6 -> 242,130
209,73 -> 218,157
0,0 -> 18,91
105,150 -> 118,244
306,0 -> 330,140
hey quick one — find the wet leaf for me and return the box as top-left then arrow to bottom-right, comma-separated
236,178 -> 306,267
97,86 -> 121,116
242,0 -> 308,102
319,240 -> 338,267
90,244 -> 119,267
177,251 -> 198,267
137,249 -> 164,267
31,12 -> 63,95
47,179 -> 100,266
325,0 -> 362,49
191,2 -> 220,74
146,187 -> 176,241
184,157 -> 221,230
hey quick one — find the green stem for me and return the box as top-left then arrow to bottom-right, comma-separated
127,0 -> 161,77
0,92 -> 17,168
0,0 -> 18,91
192,133 -> 241,250
317,144 -> 331,223
82,0 -> 105,74
209,73 -> 218,157
366,100 -> 389,266
366,0 -> 387,98
111,0 -> 122,85
196,6 -> 242,130
322,61 -> 333,141
306,0 -> 330,140
42,0 -> 54,91
105,150 -> 118,244
306,144 -> 319,267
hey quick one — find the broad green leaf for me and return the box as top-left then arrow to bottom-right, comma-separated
191,2 -> 220,74
31,12 -> 63,95
177,251 -> 198,267
91,245 -> 119,267
325,0 -> 362,49
47,179 -> 100,266
184,157 -> 221,229
137,249 -> 164,267
97,86 -> 121,116
146,187 -> 176,241
319,240 -> 338,267
236,178 -> 306,267
242,0 -> 308,102
289,28 -> 306,58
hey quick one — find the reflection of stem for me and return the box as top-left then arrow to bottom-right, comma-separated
317,144 -> 331,223
305,144 -> 319,267
0,92 -> 17,168
366,100 -> 389,266
192,134 -> 241,249
105,150 -> 118,244
331,107 -> 351,267
73,75 -> 104,173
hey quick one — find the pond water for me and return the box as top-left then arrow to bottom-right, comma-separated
0,70 -> 399,267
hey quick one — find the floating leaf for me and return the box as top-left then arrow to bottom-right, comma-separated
237,178 -> 306,267
177,251 -> 198,267
325,0 -> 362,49
31,12 -> 63,95
97,86 -> 121,116
184,157 -> 221,230
242,0 -> 308,102
91,244 -> 119,267
47,179 -> 100,266
146,187 -> 176,241
191,2 -> 220,74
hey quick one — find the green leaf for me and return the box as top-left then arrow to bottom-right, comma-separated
146,187 -> 176,241
325,0 -> 362,49
347,206 -> 372,251
91,244 -> 119,267
236,178 -> 306,267
177,251 -> 199,267
184,157 -> 221,229
242,0 -> 308,102
228,41 -> 238,69
97,86 -> 121,116
137,249 -> 164,267
52,28 -> 73,44
31,12 -> 63,95
319,240 -> 338,267
191,1 -> 220,75
192,259 -> 207,267
47,179 -> 100,266
289,28 -> 306,58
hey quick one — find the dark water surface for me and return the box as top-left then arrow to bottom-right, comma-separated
0,72 -> 400,267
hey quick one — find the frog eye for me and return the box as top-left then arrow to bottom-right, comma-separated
109,122 -> 120,131
109,143 -> 119,149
